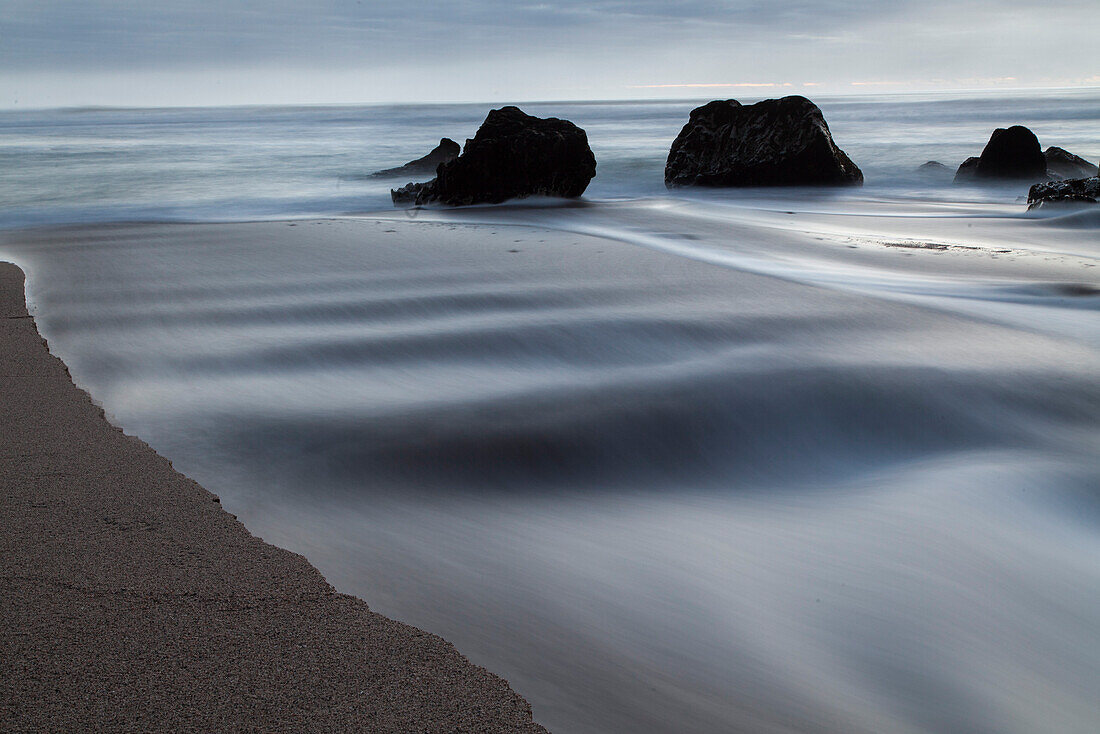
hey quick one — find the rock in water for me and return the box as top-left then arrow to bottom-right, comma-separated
917,161 -> 953,179
953,157 -> 981,182
964,125 -> 1046,181
1044,146 -> 1099,180
392,107 -> 596,206
372,138 -> 460,178
1027,176 -> 1100,210
664,96 -> 863,188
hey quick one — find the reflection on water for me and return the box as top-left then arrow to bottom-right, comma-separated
4,194 -> 1098,733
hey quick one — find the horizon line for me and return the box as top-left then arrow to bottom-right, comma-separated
2,84 -> 1098,113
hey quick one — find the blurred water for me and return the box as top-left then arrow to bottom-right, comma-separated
2,89 -> 1098,229
2,91 -> 1099,734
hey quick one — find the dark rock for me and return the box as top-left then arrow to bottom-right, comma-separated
917,161 -> 952,178
953,157 -> 981,182
372,138 -> 460,178
392,107 -> 596,206
389,181 -> 431,203
955,125 -> 1047,182
390,183 -> 422,205
1044,146 -> 1098,180
664,96 -> 862,188
1027,176 -> 1100,210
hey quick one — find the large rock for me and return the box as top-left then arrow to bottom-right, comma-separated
1027,176 -> 1100,210
372,138 -> 460,178
664,96 -> 862,188
955,125 -> 1046,182
1044,146 -> 1098,180
392,107 -> 596,206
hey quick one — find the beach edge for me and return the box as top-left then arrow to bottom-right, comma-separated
0,260 -> 548,733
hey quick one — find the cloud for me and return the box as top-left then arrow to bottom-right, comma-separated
1,0 -> 1096,105
8,0 -> 1091,69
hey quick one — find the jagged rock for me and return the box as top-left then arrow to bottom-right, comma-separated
1027,176 -> 1100,210
917,161 -> 952,178
371,138 -> 460,178
664,96 -> 862,188
391,107 -> 596,206
1044,146 -> 1098,180
954,157 -> 980,182
955,126 -> 1046,182
388,181 -> 431,202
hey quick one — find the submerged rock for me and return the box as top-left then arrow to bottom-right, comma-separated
1027,176 -> 1100,210
955,126 -> 1046,182
664,96 -> 862,188
917,161 -> 952,178
392,107 -> 596,206
372,138 -> 460,178
1044,146 -> 1099,180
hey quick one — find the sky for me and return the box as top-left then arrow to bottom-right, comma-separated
1,0 -> 1098,108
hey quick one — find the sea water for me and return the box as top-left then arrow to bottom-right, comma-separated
2,89 -> 1099,229
1,90 -> 1099,734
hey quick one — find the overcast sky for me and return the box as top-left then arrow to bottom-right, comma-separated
2,0 -> 1097,107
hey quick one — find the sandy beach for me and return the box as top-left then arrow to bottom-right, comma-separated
0,259 -> 547,731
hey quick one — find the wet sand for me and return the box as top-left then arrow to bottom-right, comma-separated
0,260 -> 547,732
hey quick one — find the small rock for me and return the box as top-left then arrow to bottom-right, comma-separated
1027,176 -> 1100,210
917,161 -> 952,178
953,157 -> 980,182
1044,147 -> 1099,180
372,138 -> 460,178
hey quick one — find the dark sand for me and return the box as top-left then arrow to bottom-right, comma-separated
0,261 -> 547,732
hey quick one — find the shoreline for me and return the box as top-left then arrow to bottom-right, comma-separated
0,260 -> 547,731
3,211 -> 1097,733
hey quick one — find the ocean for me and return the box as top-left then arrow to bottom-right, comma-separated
2,90 -> 1099,733
2,89 -> 1099,229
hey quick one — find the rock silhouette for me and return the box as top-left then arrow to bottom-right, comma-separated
954,157 -> 981,182
392,107 -> 596,206
1044,146 -> 1098,180
664,96 -> 862,188
955,126 -> 1046,182
372,138 -> 460,178
917,161 -> 952,178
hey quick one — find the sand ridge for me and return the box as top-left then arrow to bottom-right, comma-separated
0,261 -> 547,732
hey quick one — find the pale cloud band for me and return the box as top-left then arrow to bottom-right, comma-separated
1,1 -> 1097,106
